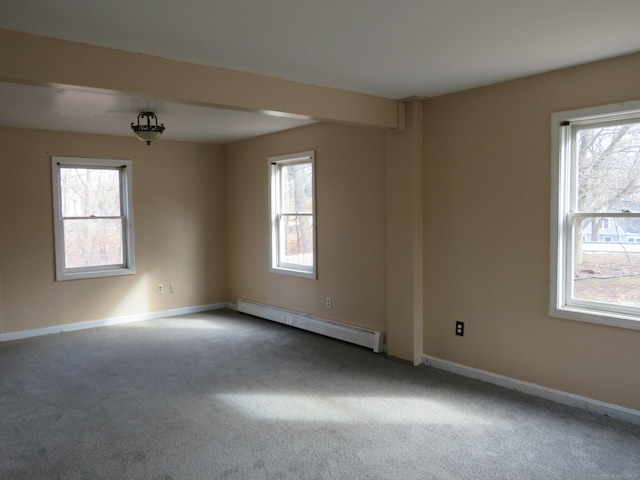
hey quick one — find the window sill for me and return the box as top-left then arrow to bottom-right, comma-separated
550,305 -> 640,331
56,267 -> 135,282
270,266 -> 316,280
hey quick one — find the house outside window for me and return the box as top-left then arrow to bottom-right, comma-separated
268,151 -> 316,279
52,157 -> 135,281
551,101 -> 640,330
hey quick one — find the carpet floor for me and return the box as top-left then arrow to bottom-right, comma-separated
1,309 -> 639,479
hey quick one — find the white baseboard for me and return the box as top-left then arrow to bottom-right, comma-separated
422,354 -> 640,426
237,298 -> 384,353
0,303 -> 226,342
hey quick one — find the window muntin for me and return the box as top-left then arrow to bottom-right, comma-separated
52,157 -> 135,280
551,102 -> 640,329
269,151 -> 316,278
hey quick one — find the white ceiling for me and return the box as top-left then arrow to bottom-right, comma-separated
1,0 -> 640,143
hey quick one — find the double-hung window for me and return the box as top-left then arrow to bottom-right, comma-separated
269,151 -> 316,278
52,157 -> 135,281
551,101 -> 640,330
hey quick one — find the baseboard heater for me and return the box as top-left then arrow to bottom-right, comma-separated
237,298 -> 384,353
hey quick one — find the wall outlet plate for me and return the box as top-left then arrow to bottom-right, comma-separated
456,321 -> 464,336
157,284 -> 164,294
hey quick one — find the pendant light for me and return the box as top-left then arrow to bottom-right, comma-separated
131,111 -> 165,145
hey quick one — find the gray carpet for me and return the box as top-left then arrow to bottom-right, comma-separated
1,310 -> 639,480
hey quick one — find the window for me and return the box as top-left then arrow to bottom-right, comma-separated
269,151 -> 316,278
52,157 -> 135,281
551,101 -> 640,330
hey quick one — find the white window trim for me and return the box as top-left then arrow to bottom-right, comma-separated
268,151 -> 316,279
52,156 -> 135,281
550,100 -> 640,331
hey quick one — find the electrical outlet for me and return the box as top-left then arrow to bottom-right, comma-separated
326,297 -> 332,308
157,284 -> 164,294
170,283 -> 176,293
455,321 -> 464,336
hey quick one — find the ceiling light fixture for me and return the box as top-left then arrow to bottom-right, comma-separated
131,111 -> 165,145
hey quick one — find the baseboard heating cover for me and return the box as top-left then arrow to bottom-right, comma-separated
237,298 -> 384,353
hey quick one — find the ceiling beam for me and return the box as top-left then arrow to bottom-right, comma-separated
0,29 -> 398,129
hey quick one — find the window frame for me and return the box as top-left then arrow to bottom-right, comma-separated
268,150 -> 316,279
52,156 -> 135,281
550,100 -> 640,330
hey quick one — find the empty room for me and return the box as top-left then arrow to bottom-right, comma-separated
1,1 -> 640,479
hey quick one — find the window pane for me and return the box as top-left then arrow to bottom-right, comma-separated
63,218 -> 123,268
60,168 -> 121,217
576,122 -> 640,213
281,214 -> 313,266
573,217 -> 640,307
281,163 -> 312,214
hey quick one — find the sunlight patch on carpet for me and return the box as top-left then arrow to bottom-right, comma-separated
216,393 -> 494,425
126,317 -> 226,330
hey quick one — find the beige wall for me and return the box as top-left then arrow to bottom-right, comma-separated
223,122 -> 387,332
423,52 -> 640,410
0,127 -> 225,334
